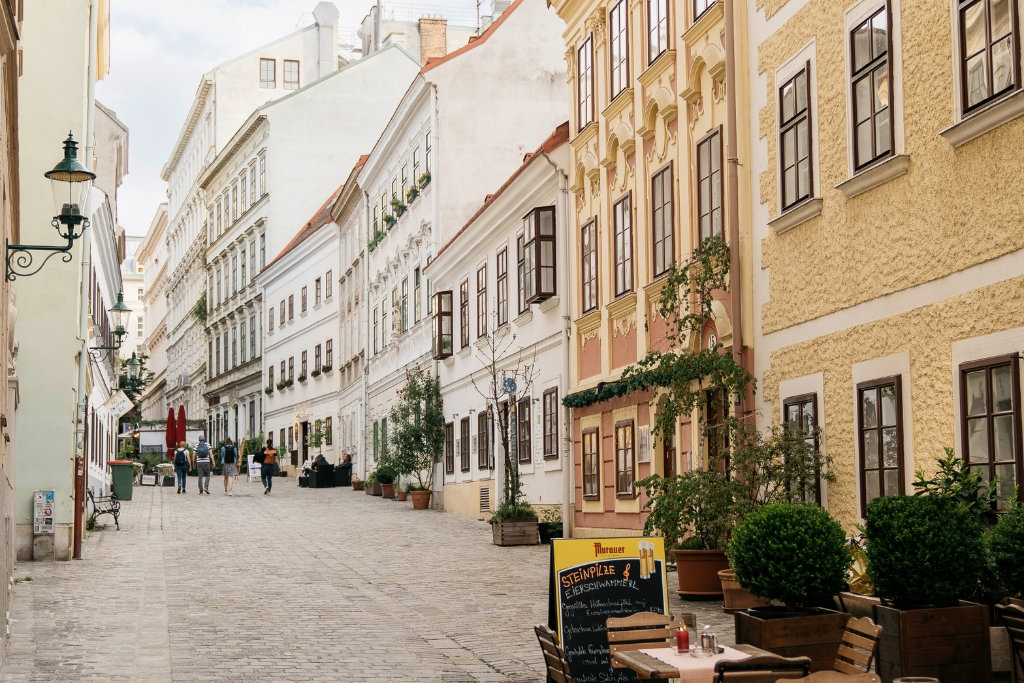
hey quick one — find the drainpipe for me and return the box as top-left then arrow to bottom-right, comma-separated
74,0 -> 99,560
724,0 -> 745,418
362,189 -> 371,481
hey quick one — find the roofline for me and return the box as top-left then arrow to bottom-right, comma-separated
161,77 -> 214,181
420,0 -> 525,74
262,182 -> 345,275
197,113 -> 267,189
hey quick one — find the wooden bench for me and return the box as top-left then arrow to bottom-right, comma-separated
87,490 -> 120,530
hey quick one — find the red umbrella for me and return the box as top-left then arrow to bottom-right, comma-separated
165,408 -> 176,460
176,405 -> 187,446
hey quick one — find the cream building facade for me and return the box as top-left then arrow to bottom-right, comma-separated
750,0 -> 1024,529
549,0 -> 754,536
137,204 -> 169,422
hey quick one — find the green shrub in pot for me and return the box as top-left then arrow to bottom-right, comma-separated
988,494 -> 1024,599
865,495 -> 985,608
728,502 -> 851,609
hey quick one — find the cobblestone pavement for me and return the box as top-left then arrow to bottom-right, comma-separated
0,479 -> 735,681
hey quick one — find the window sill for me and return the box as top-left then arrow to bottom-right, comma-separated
941,89 -> 1024,147
835,154 -> 910,199
768,198 -> 823,235
515,309 -> 534,326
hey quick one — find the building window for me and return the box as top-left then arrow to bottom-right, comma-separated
249,162 -> 257,204
651,164 -> 674,276
240,320 -> 247,363
459,280 -> 470,348
283,59 -> 299,90
413,267 -> 422,323
577,36 -> 594,131
460,417 -> 471,472
401,277 -> 409,333
476,265 -> 487,338
779,62 -> 813,211
315,344 -> 322,371
648,0 -> 669,63
784,393 -> 822,505
615,420 -> 635,497
241,169 -> 248,211
518,397 -> 531,464
268,307 -> 275,332
231,182 -> 238,221
583,428 -> 600,499
695,0 -> 714,19
857,377 -> 904,514
372,307 -> 379,355
249,315 -> 256,357
381,296 -> 388,347
231,327 -> 237,366
478,411 -> 491,469
325,417 -> 332,445
960,354 -> 1021,507
314,277 -> 321,305
432,291 -> 453,359
609,0 -> 630,99
373,421 -> 379,461
496,248 -> 508,326
516,235 -> 527,315
241,248 -> 247,284
301,351 -> 307,377
260,58 -> 275,88
413,147 -> 421,183
288,356 -> 294,382
445,422 -> 455,474
287,295 -> 294,320
425,130 -> 431,171
851,6 -> 891,170
259,156 -> 266,199
581,219 -> 598,313
301,286 -> 307,313
695,130 -> 723,244
958,0 -> 1019,113
215,335 -> 221,375
523,206 -> 556,304
613,194 -> 633,296
325,271 -> 332,299
325,339 -> 332,368
268,366 -> 274,388
543,388 -> 558,460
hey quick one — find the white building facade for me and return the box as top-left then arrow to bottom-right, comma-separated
137,204 -> 168,422
361,0 -> 569,501
261,188 -> 343,471
162,2 -> 341,431
428,124 -> 571,521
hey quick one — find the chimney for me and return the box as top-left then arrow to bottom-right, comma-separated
313,2 -> 340,79
419,17 -> 448,63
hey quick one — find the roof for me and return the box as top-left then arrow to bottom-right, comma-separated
430,121 -> 569,265
262,182 -> 346,274
420,0 -> 525,74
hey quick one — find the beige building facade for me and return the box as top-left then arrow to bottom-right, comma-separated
750,0 -> 1024,528
549,0 -> 754,536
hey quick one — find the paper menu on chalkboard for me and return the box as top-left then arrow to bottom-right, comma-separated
549,537 -> 669,683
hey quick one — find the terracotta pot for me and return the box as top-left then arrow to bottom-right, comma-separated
409,489 -> 431,509
379,482 -> 395,498
352,480 -> 364,491
396,490 -> 408,501
719,568 -> 770,612
671,548 -> 729,598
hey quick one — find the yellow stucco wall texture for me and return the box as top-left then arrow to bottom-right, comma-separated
757,1 -> 1024,335
764,275 -> 1024,531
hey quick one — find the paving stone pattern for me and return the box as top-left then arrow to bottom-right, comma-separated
0,480 -> 735,681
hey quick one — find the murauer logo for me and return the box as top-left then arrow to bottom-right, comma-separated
592,542 -> 625,557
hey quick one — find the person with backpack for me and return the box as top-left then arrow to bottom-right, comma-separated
261,437 -> 278,495
194,436 -> 214,495
221,438 -> 238,495
173,441 -> 190,494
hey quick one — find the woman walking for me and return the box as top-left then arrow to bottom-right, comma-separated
173,441 -> 190,494
221,438 -> 239,495
261,437 -> 278,495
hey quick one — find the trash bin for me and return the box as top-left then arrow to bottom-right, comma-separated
108,460 -> 135,501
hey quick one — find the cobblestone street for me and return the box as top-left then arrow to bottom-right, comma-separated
0,480 -> 733,681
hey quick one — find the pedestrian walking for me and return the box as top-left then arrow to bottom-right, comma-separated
221,438 -> 239,495
173,441 -> 190,494
261,438 -> 278,495
195,436 -> 213,494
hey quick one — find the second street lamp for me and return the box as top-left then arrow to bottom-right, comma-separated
90,291 -> 131,353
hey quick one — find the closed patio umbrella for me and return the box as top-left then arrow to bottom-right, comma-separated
165,408 -> 176,460
176,405 -> 187,446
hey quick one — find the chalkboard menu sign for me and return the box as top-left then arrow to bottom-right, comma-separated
549,537 -> 668,683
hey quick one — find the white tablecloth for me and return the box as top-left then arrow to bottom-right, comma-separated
639,645 -> 750,683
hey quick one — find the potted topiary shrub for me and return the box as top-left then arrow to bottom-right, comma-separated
866,494 -> 990,683
989,497 -> 1024,600
374,463 -> 397,499
730,503 -> 852,671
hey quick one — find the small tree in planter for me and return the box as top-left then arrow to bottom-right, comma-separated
866,494 -> 990,683
989,494 -> 1024,599
388,367 -> 444,508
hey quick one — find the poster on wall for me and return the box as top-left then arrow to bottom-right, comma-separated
548,537 -> 668,682
33,490 -> 55,535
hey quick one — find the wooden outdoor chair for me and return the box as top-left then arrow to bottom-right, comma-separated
996,603 -> 1024,683
606,611 -> 697,670
713,653 -> 811,682
534,624 -> 573,683
833,615 -> 882,674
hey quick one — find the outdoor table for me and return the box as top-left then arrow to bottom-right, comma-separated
612,643 -> 768,682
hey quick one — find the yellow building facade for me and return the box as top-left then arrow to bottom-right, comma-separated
751,0 -> 1024,529
549,0 -> 754,536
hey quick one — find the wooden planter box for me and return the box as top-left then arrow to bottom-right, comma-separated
874,602 -> 990,683
735,608 -> 848,672
491,518 -> 539,546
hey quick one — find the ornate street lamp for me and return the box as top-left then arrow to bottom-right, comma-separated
6,132 -> 96,280
89,290 -> 131,354
125,352 -> 141,382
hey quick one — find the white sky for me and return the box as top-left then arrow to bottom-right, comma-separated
95,0 -> 488,237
